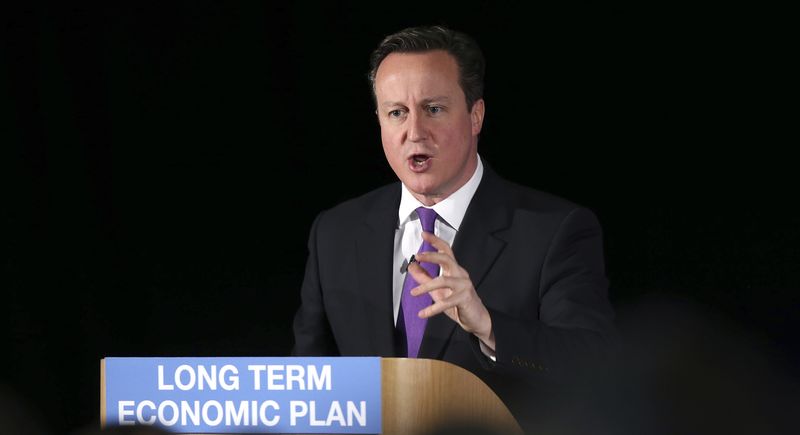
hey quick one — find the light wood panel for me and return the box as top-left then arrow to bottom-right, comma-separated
382,358 -> 522,435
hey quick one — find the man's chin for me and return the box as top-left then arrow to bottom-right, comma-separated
403,181 -> 445,204
404,178 -> 436,195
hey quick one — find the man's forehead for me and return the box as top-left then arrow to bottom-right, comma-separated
375,51 -> 459,81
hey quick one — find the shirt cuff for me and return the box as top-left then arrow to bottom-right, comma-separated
478,339 -> 497,362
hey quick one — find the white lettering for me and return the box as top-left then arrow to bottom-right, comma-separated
259,400 -> 280,426
248,364 -> 329,391
267,365 -> 284,390
202,400 -> 223,426
119,400 -> 297,427
219,364 -> 239,390
308,365 -> 331,390
157,400 -> 179,426
135,400 -> 156,425
157,365 -> 174,390
286,365 -> 304,390
174,365 -> 196,391
290,400 -> 308,426
326,401 -> 345,426
180,400 -> 200,426
224,400 -> 248,426
197,365 -> 216,391
309,401 -> 325,426
248,364 -> 266,390
348,401 -> 367,426
118,401 -> 135,425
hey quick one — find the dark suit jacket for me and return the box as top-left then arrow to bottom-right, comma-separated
292,163 -> 616,427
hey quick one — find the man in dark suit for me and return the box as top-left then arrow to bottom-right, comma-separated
292,25 -> 616,428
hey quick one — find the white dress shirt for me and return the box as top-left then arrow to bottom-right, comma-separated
392,156 -> 495,359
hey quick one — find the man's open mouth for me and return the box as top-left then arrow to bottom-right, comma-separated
410,154 -> 431,166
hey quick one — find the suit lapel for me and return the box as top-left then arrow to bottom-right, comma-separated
418,166 -> 512,359
355,184 -> 401,357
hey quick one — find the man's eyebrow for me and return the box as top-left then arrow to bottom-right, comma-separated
380,96 -> 451,108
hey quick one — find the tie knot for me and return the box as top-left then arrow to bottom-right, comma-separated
415,207 -> 438,233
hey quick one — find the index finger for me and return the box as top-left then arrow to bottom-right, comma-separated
407,261 -> 434,285
421,231 -> 455,258
422,231 -> 453,257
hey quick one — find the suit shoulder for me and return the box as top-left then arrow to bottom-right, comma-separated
499,177 -> 581,213
490,175 -> 602,228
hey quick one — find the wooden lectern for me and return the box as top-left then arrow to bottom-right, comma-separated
380,358 -> 521,435
101,357 -> 522,435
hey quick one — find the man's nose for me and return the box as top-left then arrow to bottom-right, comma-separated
406,111 -> 429,142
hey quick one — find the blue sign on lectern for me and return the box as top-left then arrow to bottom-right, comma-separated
103,357 -> 381,433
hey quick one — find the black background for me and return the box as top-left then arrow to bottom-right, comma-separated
3,2 -> 797,433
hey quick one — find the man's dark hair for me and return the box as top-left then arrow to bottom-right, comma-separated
368,25 -> 485,111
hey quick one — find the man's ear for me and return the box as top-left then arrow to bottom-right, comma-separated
470,99 -> 485,136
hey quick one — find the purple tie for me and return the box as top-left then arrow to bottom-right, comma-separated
399,207 -> 439,358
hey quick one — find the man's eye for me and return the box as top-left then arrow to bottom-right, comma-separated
427,106 -> 442,114
388,109 -> 404,118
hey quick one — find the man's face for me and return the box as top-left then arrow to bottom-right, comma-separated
374,50 -> 484,205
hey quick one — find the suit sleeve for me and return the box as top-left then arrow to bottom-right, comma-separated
291,211 -> 340,356
473,207 -> 617,379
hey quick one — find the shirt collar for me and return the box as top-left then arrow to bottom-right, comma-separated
398,155 -> 484,231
